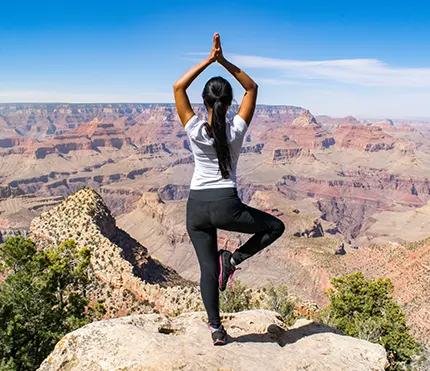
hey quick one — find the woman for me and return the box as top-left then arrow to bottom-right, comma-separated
173,33 -> 285,346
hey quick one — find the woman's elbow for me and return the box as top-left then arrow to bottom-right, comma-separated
248,83 -> 258,92
173,83 -> 184,91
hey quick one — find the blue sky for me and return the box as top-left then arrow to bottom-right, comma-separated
1,0 -> 430,117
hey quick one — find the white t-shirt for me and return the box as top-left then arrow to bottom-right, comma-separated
184,113 -> 248,190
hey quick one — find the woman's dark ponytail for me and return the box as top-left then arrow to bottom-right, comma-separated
202,77 -> 233,179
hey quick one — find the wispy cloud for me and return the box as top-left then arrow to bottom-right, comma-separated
256,78 -> 319,87
229,54 -> 430,88
186,52 -> 430,88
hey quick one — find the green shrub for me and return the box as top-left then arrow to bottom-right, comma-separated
93,300 -> 107,320
219,279 -> 253,313
265,280 -> 297,325
319,272 -> 422,370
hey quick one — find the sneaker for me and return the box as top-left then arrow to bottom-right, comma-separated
207,323 -> 227,345
218,249 -> 241,292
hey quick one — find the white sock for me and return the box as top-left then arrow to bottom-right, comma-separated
210,324 -> 223,333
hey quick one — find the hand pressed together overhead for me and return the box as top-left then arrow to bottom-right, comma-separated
208,32 -> 224,64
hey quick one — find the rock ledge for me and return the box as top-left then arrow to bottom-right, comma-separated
38,309 -> 388,371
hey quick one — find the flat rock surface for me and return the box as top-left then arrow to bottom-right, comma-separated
38,309 -> 388,371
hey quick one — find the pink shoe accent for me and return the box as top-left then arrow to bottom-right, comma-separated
228,266 -> 242,288
214,337 -> 226,345
218,252 -> 223,287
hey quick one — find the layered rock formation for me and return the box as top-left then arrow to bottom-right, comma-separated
316,114 -> 361,132
284,110 -> 335,149
73,118 -> 132,149
0,118 -> 134,159
30,187 -> 203,317
1,104 -> 427,224
265,111 -> 334,165
38,310 -> 388,371
1,103 -> 430,349
369,119 -> 416,134
333,125 -> 396,152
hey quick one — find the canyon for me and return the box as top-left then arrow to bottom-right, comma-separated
1,102 -> 430,346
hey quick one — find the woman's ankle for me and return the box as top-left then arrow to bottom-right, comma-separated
209,323 -> 222,331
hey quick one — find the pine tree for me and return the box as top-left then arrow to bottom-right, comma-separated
320,272 -> 423,370
0,237 -> 93,370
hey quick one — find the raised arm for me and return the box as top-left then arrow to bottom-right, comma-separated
216,35 -> 258,125
173,33 -> 221,127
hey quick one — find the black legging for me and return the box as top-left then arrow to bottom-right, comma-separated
186,187 -> 285,328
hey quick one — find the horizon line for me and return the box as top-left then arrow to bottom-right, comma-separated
0,102 -> 429,120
